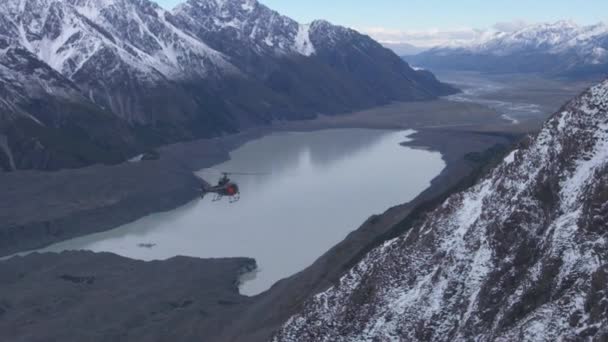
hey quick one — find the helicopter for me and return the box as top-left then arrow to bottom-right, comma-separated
200,171 -> 266,203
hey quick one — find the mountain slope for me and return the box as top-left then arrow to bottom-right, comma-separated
407,21 -> 608,79
275,80 -> 608,341
172,0 -> 457,113
0,0 -> 457,172
0,40 -> 137,171
1,0 -> 241,127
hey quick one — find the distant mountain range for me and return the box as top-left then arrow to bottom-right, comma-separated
0,0 -> 457,172
406,21 -> 608,79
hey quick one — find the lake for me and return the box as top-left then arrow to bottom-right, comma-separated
29,129 -> 445,295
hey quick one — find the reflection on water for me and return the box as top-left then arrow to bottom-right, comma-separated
29,129 -> 445,295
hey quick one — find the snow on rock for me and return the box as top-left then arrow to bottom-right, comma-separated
1,0 -> 236,80
454,20 -> 608,56
0,134 -> 16,170
172,0 -> 316,57
0,0 -> 453,171
0,0 -> 246,123
424,21 -> 608,69
0,43 -> 84,117
294,24 -> 315,56
0,0 -> 449,127
274,80 -> 608,341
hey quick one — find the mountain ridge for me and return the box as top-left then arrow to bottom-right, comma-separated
274,78 -> 608,341
406,21 -> 608,79
0,0 -> 458,172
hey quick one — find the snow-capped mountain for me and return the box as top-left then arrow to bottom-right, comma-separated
407,21 -> 608,79
275,79 -> 608,340
471,21 -> 606,57
172,1 -> 457,106
6,0 -> 235,79
0,0 -> 239,123
0,0 -> 457,171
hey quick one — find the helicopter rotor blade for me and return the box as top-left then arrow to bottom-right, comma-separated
225,172 -> 270,176
199,168 -> 271,176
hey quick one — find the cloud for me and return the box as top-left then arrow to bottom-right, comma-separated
492,20 -> 530,32
379,42 -> 428,56
360,27 -> 487,48
360,20 -> 537,52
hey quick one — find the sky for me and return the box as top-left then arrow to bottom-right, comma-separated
155,0 -> 608,49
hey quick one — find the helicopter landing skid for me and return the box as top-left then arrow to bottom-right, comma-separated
210,193 -> 240,203
228,193 -> 240,203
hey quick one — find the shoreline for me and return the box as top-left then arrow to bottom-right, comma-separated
0,96 -> 512,258
0,125 -> 519,342
1,71 -> 588,258
0,72 -> 591,341
203,128 -> 519,342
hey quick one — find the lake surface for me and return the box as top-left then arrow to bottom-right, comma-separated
30,129 -> 445,295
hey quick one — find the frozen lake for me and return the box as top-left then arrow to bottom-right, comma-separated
29,129 -> 445,295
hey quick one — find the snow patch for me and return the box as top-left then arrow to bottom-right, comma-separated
128,154 -> 144,163
294,24 -> 315,56
0,134 -> 16,170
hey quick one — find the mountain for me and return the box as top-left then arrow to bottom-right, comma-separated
0,39 -> 139,171
0,0 -> 457,172
407,21 -> 608,79
274,79 -> 608,340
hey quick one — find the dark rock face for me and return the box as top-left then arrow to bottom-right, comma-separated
406,21 -> 608,80
274,81 -> 608,341
0,44 -> 138,170
306,21 -> 457,103
0,0 -> 457,172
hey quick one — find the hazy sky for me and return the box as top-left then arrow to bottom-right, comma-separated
155,0 -> 608,47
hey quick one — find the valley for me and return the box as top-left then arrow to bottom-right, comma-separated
1,71 -> 588,258
0,70 -> 593,342
0,1 -> 606,341
18,128 -> 446,296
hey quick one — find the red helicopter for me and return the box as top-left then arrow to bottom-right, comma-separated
200,171 -> 265,203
